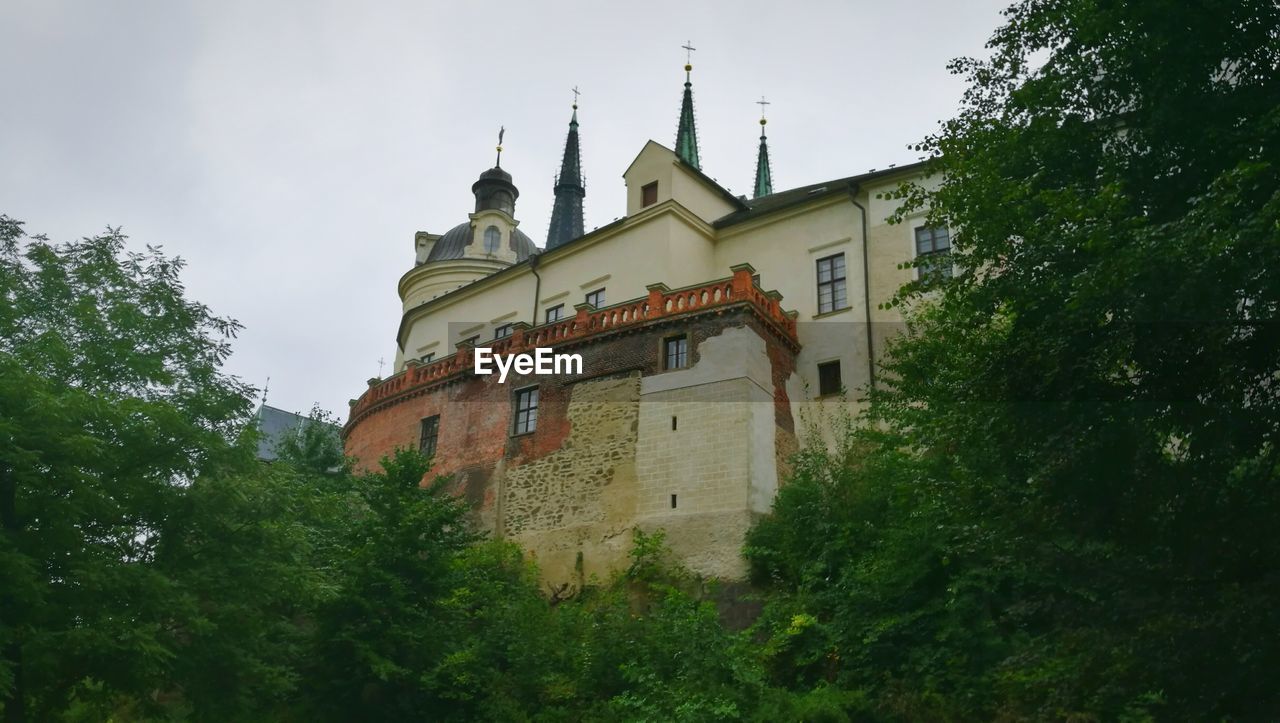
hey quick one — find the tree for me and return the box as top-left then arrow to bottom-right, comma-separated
153,437 -> 356,720
0,217 -> 256,720
302,449 -> 481,720
886,1 -> 1280,715
271,405 -> 347,476
749,0 -> 1280,718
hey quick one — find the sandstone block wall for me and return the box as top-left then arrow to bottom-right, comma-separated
501,374 -> 641,583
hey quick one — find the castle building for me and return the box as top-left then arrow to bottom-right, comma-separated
343,61 -> 945,586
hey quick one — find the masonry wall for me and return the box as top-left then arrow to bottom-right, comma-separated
344,306 -> 798,586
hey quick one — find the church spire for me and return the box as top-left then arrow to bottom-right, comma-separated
546,89 -> 585,250
753,96 -> 773,198
674,42 -> 701,170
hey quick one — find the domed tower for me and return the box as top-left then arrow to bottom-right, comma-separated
399,143 -> 540,342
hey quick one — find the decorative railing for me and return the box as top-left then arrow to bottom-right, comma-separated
347,264 -> 798,428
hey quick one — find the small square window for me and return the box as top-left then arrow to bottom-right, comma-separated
585,288 -> 606,308
421,352 -> 434,363
641,181 -> 658,207
513,386 -> 539,435
545,304 -> 564,324
817,360 -> 842,397
419,415 -> 439,458
494,323 -> 513,339
664,335 -> 688,370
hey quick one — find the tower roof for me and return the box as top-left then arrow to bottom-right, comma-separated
470,164 -> 519,216
426,221 -> 539,263
425,157 -> 538,263
753,110 -> 773,198
546,98 -> 585,249
675,59 -> 701,170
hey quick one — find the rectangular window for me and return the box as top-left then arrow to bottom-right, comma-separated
816,253 -> 848,314
421,352 -> 434,363
494,323 -> 513,339
664,335 -> 688,370
461,335 -> 479,347
817,360 -> 842,397
545,304 -> 564,323
513,386 -> 539,435
641,181 -> 658,207
585,288 -> 606,308
419,415 -> 439,458
915,226 -> 953,280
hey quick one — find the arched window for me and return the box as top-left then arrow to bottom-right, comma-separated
483,225 -> 501,254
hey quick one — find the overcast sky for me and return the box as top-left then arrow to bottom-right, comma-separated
1,0 -> 1009,420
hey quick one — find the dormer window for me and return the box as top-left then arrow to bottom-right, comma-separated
483,226 -> 501,254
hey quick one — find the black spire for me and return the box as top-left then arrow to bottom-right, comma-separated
546,96 -> 585,249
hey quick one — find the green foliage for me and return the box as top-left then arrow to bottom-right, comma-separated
0,217 -> 256,720
270,404 -> 347,476
154,456 -> 356,721
747,0 -> 1280,718
302,448 -> 476,719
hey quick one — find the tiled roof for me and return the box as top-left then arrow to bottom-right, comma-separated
713,161 -> 928,229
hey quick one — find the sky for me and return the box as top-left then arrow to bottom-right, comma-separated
1,0 -> 1010,420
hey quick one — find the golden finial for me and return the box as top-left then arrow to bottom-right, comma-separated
682,41 -> 696,72
756,96 -> 770,128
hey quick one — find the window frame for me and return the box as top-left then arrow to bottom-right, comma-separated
419,415 -> 440,458
584,288 -> 606,309
664,334 -> 689,370
513,385 -> 539,436
914,226 -> 953,281
815,253 -> 848,315
483,225 -> 502,254
641,181 -> 658,207
817,360 -> 842,397
545,304 -> 564,324
493,323 -> 513,340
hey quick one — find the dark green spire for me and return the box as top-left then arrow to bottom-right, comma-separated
547,98 -> 585,249
753,104 -> 773,198
675,53 -> 701,169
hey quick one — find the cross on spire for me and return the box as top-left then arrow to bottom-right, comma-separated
756,95 -> 771,120
682,41 -> 696,66
571,85 -> 581,108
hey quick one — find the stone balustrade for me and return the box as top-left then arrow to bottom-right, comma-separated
346,264 -> 799,431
